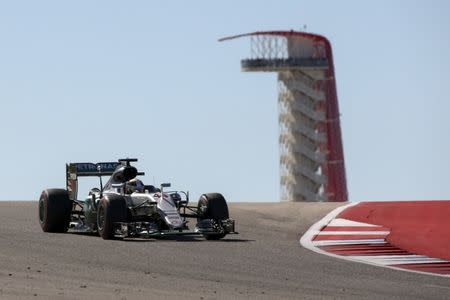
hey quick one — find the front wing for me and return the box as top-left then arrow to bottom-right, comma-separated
112,219 -> 236,238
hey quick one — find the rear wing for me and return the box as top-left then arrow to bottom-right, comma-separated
66,162 -> 120,201
66,159 -> 145,201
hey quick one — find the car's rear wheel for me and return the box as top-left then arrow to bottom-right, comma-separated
97,194 -> 128,239
38,189 -> 72,233
197,193 -> 229,240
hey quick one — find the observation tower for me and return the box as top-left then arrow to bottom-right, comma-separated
220,31 -> 347,202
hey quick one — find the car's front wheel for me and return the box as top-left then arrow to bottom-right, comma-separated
197,193 -> 229,240
97,194 -> 128,239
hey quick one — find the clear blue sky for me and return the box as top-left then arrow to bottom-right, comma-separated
0,1 -> 449,202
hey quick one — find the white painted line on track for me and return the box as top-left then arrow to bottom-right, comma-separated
300,202 -> 357,257
328,218 -> 381,227
299,202 -> 450,278
314,231 -> 390,235
312,239 -> 387,247
349,255 -> 447,265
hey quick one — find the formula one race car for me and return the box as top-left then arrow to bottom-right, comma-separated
38,158 -> 236,240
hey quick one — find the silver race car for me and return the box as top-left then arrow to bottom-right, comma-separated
38,158 -> 236,240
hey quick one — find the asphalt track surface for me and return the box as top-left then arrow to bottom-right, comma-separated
1,201 -> 449,299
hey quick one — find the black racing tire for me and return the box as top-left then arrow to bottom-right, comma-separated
38,189 -> 72,233
97,194 -> 128,240
197,193 -> 229,240
198,193 -> 229,219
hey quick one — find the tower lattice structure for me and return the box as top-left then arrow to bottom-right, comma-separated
221,31 -> 348,202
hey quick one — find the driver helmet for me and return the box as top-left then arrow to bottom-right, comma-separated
126,178 -> 144,194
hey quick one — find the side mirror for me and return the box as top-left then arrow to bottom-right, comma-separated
160,183 -> 171,195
